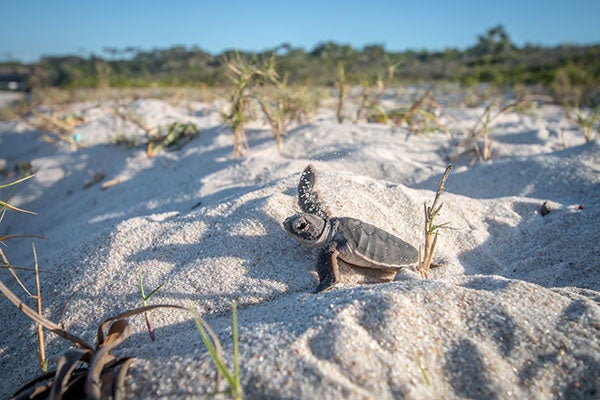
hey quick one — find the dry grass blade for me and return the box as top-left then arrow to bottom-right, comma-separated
0,263 -> 51,272
59,287 -> 82,329
4,269 -> 236,400
33,244 -> 47,373
0,174 -> 36,189
11,369 -> 56,399
96,303 -> 187,347
28,111 -> 79,147
0,199 -> 37,215
0,279 -> 94,351
0,246 -> 34,297
0,175 -> 37,215
0,174 -> 37,214
97,303 -> 227,394
5,299 -> 189,399
0,233 -> 45,242
223,56 -> 242,76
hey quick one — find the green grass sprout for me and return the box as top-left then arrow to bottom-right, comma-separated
139,267 -> 164,341
191,300 -> 243,400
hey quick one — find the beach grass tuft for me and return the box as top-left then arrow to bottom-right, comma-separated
191,300 -> 243,400
1,278 -> 186,400
417,164 -> 453,279
221,52 -> 276,157
565,105 -> 599,142
335,62 -> 348,124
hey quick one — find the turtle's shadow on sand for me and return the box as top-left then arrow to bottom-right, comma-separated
122,195 -> 314,303
0,124 -> 301,328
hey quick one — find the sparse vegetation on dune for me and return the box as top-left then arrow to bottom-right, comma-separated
565,104 -> 600,142
1,24 -> 598,158
1,28 -> 599,398
3,26 -> 598,107
0,177 -> 244,399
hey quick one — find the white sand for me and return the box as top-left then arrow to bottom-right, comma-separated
1,91 -> 599,399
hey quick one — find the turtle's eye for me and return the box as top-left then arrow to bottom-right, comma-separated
297,220 -> 308,230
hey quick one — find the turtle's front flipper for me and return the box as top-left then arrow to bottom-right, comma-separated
315,241 -> 340,293
298,165 -> 331,220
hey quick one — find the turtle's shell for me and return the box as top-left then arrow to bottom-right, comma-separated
332,217 -> 418,270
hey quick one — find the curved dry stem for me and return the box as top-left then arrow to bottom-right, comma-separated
0,279 -> 94,351
96,303 -> 188,347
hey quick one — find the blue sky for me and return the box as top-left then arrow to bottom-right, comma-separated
2,0 -> 599,62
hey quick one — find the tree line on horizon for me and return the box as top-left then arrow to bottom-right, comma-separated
2,26 -> 599,96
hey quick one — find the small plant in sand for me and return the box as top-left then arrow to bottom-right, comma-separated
0,177 -> 243,398
471,105 -> 495,161
147,121 -> 199,157
138,268 -> 164,341
110,103 -> 200,156
356,77 -> 389,124
551,68 -> 583,107
94,58 -> 112,93
335,62 -> 348,124
2,277 -> 179,400
565,105 -> 599,143
1,277 -> 243,400
387,89 -> 446,134
221,52 -> 278,157
355,78 -> 386,123
191,300 -> 243,400
256,82 -> 313,156
417,164 -> 453,279
355,62 -> 402,123
461,96 -> 532,162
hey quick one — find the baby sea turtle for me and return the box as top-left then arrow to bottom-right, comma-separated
284,165 -> 419,293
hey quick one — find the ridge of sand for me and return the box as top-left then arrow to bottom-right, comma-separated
1,96 -> 599,399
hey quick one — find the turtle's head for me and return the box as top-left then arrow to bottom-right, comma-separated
283,213 -> 329,247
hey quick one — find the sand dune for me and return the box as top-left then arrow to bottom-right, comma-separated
1,93 -> 598,399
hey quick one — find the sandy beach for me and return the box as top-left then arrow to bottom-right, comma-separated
1,89 -> 599,399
